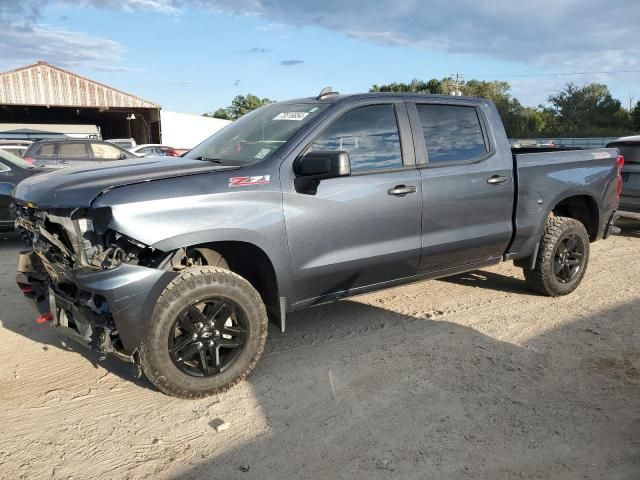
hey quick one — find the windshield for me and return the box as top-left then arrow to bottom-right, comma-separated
0,148 -> 36,169
186,102 -> 328,164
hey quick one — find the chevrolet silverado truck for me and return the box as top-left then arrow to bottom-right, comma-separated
12,91 -> 623,398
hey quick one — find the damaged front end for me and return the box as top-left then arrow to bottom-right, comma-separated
14,203 -> 177,361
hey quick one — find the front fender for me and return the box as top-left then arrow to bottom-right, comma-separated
94,184 -> 294,302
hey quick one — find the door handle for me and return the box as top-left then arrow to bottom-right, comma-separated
387,185 -> 417,196
487,175 -> 508,185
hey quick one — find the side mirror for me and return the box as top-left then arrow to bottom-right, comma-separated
119,153 -> 128,160
294,151 -> 350,194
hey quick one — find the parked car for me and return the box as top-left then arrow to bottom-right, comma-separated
606,136 -> 640,217
0,149 -> 47,231
13,92 -> 621,398
22,139 -> 136,168
158,146 -> 189,157
130,144 -> 176,157
0,140 -> 32,158
106,138 -> 137,149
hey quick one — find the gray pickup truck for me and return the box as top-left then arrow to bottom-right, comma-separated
12,91 -> 622,398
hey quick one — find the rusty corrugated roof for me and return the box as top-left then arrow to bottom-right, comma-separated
0,62 -> 160,109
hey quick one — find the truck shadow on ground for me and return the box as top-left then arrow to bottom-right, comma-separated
170,299 -> 640,480
2,229 -> 640,479
437,269 -> 532,295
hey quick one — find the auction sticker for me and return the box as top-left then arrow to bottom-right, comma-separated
273,112 -> 309,121
254,148 -> 271,159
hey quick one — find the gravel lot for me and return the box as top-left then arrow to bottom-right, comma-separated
1,229 -> 639,479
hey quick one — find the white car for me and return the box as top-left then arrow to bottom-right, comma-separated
129,144 -> 176,157
106,138 -> 137,149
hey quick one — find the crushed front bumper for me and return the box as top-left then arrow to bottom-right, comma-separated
17,249 -> 177,356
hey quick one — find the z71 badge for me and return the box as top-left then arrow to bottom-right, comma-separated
229,175 -> 271,187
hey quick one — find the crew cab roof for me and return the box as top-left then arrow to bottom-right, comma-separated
279,92 -> 493,106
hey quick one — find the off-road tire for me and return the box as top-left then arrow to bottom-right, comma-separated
523,216 -> 590,297
140,267 -> 268,399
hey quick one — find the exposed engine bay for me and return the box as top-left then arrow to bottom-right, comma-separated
13,203 -> 197,360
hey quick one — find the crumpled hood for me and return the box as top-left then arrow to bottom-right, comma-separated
12,157 -> 239,209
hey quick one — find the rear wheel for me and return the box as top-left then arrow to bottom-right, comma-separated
140,267 -> 267,399
523,216 -> 590,297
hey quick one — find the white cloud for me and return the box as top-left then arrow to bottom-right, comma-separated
0,24 -> 125,70
1,0 -> 638,75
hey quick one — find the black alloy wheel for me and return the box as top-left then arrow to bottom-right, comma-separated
553,234 -> 585,283
169,297 -> 248,377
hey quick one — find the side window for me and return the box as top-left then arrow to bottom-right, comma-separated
92,143 -> 125,159
310,104 -> 403,173
37,143 -> 57,158
58,142 -> 89,159
416,104 -> 487,164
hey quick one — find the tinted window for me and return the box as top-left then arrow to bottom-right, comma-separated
37,143 -> 57,158
311,104 -> 402,173
58,142 -> 89,159
417,104 -> 487,163
92,143 -> 125,159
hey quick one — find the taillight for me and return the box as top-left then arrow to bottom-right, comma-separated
616,155 -> 624,197
23,157 -> 35,164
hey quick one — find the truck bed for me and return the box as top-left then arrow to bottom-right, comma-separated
507,147 -> 620,260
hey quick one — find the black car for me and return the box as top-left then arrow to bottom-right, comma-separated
0,149 -> 46,231
23,139 -> 136,168
606,136 -> 640,216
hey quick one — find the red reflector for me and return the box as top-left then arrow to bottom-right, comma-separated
23,157 -> 35,164
616,155 -> 625,197
20,286 -> 34,293
35,312 -> 53,324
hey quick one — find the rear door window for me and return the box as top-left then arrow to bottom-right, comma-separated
58,142 -> 90,159
416,104 -> 488,164
92,143 -> 125,159
37,143 -> 57,158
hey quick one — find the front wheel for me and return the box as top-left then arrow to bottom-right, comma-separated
523,216 -> 590,297
140,267 -> 268,399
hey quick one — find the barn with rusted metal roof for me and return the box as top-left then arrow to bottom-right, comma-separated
0,62 -> 161,144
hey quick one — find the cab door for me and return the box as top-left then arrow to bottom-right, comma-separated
407,101 -> 515,273
282,101 -> 423,305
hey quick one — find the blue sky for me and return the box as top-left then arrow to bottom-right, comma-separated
1,1 -> 638,114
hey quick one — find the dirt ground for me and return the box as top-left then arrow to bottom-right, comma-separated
1,228 -> 639,479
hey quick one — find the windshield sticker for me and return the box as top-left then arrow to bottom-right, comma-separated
308,107 -> 319,113
254,148 -> 271,159
229,175 -> 271,187
273,112 -> 309,121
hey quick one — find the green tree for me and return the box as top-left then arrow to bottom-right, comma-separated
370,78 -> 444,94
203,94 -> 273,121
547,83 -> 629,136
632,100 -> 640,131
209,108 -> 231,120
